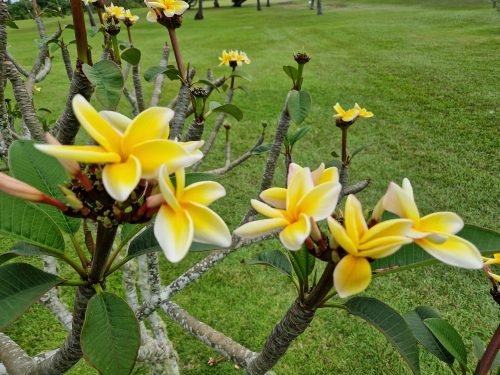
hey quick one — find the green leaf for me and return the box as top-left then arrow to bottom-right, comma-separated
471,336 -> 500,370
165,66 -> 181,81
9,140 -> 80,234
230,70 -> 252,82
120,223 -> 144,243
287,127 -> 311,147
424,318 -> 467,370
283,65 -> 299,82
121,47 -> 141,66
88,25 -> 101,37
144,66 -> 167,82
325,159 -> 342,169
0,192 -> 65,252
171,172 -> 216,188
196,79 -> 220,92
247,250 -> 293,278
210,103 -> 243,121
252,143 -> 272,155
6,19 -> 19,29
287,91 -> 312,125
288,246 -> 315,285
404,307 -> 454,365
0,242 -> 60,265
82,61 -> 124,109
350,144 -> 369,160
345,297 -> 420,375
372,224 -> 500,272
0,263 -> 62,329
81,292 -> 140,375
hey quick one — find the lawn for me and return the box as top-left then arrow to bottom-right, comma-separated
2,0 -> 499,374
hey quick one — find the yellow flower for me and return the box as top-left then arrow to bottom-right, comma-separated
153,166 -> 231,262
104,3 -> 125,21
383,178 -> 483,269
234,163 -> 341,250
483,253 -> 500,282
123,9 -> 139,24
236,51 -> 251,65
35,95 -> 200,202
219,50 -> 250,67
334,103 -> 373,123
145,0 -> 189,21
328,195 -> 413,298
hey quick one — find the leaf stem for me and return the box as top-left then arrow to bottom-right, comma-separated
70,234 -> 88,268
70,0 -> 89,64
111,35 -> 121,65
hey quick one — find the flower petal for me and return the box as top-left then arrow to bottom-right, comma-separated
417,234 -> 483,269
333,103 -> 345,116
72,94 -> 122,153
146,10 -> 158,21
99,110 -> 132,133
334,255 -> 372,298
317,167 -> 339,185
184,202 -> 231,247
297,182 -> 341,221
345,195 -> 368,243
360,219 -> 413,244
158,165 -> 180,211
260,187 -> 287,209
183,181 -> 226,206
419,212 -> 464,235
154,205 -> 193,263
234,218 -> 289,239
287,166 -> 314,214
35,144 -> 121,163
383,181 -> 420,223
173,0 -> 189,14
327,217 -> 357,255
251,199 -> 285,219
359,236 -> 412,259
131,139 -> 193,179
279,213 -> 311,251
122,107 -> 174,155
102,155 -> 141,202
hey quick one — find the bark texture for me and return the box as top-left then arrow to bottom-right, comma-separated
183,118 -> 205,142
150,43 -> 169,107
169,83 -> 191,139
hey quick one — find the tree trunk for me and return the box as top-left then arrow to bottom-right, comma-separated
195,0 -> 203,20
214,0 -> 220,8
317,0 -> 322,15
257,0 -> 261,11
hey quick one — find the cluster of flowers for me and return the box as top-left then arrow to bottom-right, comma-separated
219,50 -> 251,67
81,0 -> 139,26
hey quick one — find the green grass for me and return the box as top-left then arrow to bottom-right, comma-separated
2,0 -> 499,374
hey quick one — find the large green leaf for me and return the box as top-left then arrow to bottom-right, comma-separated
0,263 -> 62,329
288,246 -> 315,286
287,90 -> 312,125
0,242 -> 60,265
287,126 -> 310,147
424,318 -> 467,370
404,306 -> 454,365
0,192 -> 65,252
372,224 -> 499,272
9,140 -> 80,234
81,292 -> 140,375
208,102 -> 243,121
121,47 -> 141,66
143,66 -> 167,82
345,297 -> 420,375
247,250 -> 293,279
282,65 -> 299,82
82,60 -> 124,109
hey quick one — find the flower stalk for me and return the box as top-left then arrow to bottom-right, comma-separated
70,0 -> 90,64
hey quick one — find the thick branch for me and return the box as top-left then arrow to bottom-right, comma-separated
342,179 -> 370,197
169,82 -> 191,139
6,52 -> 29,77
61,43 -> 73,81
0,333 -> 32,374
132,65 -> 145,112
0,2 -> 13,159
183,118 -> 205,142
162,301 -> 256,368
475,324 -> 500,375
149,43 -> 169,107
4,61 -> 46,141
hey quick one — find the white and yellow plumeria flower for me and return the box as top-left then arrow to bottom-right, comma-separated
123,9 -> 139,24
328,195 -> 413,298
235,163 -> 341,250
383,178 -> 483,269
483,253 -> 500,282
36,95 -> 200,202
334,103 -> 373,123
145,0 -> 189,21
153,166 -> 231,263
104,3 -> 126,21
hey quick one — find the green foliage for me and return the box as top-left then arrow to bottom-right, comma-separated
0,192 -> 65,253
287,90 -> 312,125
286,126 -> 311,148
372,224 -> 500,272
246,250 -> 293,279
251,143 -> 272,154
120,47 -> 141,66
471,336 -> 500,372
81,292 -> 140,375
230,69 -> 252,82
288,246 -> 315,287
82,61 -> 124,109
208,102 -> 243,121
9,140 -> 80,234
404,306 -> 454,365
0,242 -> 60,265
424,318 -> 468,372
0,263 -> 62,329
344,297 -> 420,375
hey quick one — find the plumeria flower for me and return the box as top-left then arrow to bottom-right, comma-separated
123,9 -> 139,25
328,195 -> 413,298
383,178 -> 483,269
236,51 -> 251,65
104,3 -> 126,22
219,50 -> 237,66
483,253 -> 500,282
334,103 -> 373,124
145,0 -> 189,21
35,95 -> 200,202
235,163 -> 341,250
150,166 -> 231,262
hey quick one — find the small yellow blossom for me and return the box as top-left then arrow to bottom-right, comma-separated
103,3 -> 125,22
145,0 -> 189,21
334,103 -> 373,124
123,9 -> 139,25
483,253 -> 500,282
219,50 -> 250,67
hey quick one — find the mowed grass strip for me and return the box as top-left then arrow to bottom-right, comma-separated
3,0 -> 498,374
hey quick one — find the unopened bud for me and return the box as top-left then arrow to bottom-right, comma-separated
146,193 -> 164,209
224,123 -> 231,130
0,172 -> 45,201
59,185 -> 83,210
294,52 -> 311,65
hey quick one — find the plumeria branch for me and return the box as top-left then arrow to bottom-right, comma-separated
150,42 -> 170,107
